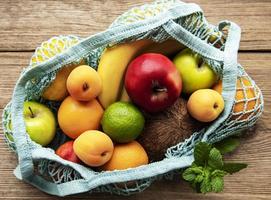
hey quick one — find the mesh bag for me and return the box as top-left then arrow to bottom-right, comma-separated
1,0 -> 263,196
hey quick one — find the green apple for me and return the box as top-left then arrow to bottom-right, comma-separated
173,48 -> 218,94
23,101 -> 56,146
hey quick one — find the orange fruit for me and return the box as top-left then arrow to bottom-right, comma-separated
67,65 -> 102,101
101,141 -> 148,171
58,96 -> 104,139
73,130 -> 114,167
213,77 -> 257,120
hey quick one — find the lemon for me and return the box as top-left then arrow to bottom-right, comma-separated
101,102 -> 145,143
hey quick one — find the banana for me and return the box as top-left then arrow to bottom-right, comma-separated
97,39 -> 153,108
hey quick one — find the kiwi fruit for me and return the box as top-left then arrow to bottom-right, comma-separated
137,98 -> 206,161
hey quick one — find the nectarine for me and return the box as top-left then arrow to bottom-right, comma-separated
56,141 -> 81,163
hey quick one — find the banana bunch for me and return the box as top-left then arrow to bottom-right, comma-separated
97,39 -> 184,109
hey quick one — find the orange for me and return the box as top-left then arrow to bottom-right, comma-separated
57,96 -> 104,139
73,130 -> 114,167
101,141 -> 148,171
67,65 -> 102,101
212,77 -> 257,120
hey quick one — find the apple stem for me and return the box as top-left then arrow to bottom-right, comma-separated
83,82 -> 89,91
152,80 -> 167,93
154,88 -> 167,92
28,106 -> 35,118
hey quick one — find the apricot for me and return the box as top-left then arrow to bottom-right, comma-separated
42,60 -> 85,101
56,141 -> 81,163
187,89 -> 224,122
67,65 -> 102,101
213,77 -> 258,120
73,130 -> 114,167
101,141 -> 149,171
58,96 -> 104,139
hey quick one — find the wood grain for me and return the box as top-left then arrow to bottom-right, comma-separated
0,0 -> 270,51
0,52 -> 270,199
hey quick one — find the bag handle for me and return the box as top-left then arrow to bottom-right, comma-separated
203,21 -> 241,142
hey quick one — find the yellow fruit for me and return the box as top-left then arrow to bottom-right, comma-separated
57,96 -> 104,139
67,65 -> 102,101
97,39 -> 153,109
101,141 -> 148,171
73,130 -> 114,167
213,77 -> 257,120
42,65 -> 76,101
187,89 -> 225,122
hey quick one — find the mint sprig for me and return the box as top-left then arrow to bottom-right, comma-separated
182,139 -> 247,194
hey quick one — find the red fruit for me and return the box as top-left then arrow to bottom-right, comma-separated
56,141 -> 81,163
125,53 -> 182,113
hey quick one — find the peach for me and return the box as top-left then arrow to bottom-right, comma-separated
73,130 -> 114,167
67,65 -> 102,101
56,141 -> 81,163
58,96 -> 104,139
101,141 -> 149,171
187,89 -> 224,122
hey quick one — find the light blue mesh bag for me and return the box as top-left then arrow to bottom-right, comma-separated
2,0 -> 263,196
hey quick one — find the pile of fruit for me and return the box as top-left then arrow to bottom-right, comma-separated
22,39 -> 256,171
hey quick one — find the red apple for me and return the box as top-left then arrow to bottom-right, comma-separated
125,53 -> 182,113
56,141 -> 81,163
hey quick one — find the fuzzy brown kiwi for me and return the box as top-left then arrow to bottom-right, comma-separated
137,98 -> 206,161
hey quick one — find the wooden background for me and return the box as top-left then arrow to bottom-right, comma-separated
0,0 -> 270,199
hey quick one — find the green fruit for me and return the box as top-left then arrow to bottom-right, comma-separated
173,48 -> 218,94
101,102 -> 145,143
23,101 -> 56,146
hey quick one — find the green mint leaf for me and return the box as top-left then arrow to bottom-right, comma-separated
182,168 -> 196,182
211,176 -> 224,192
223,163 -> 248,174
214,138 -> 240,154
195,174 -> 204,183
194,142 -> 212,166
200,172 -> 212,194
211,169 -> 227,177
208,148 -> 223,169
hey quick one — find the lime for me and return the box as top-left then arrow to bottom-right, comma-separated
101,102 -> 145,143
